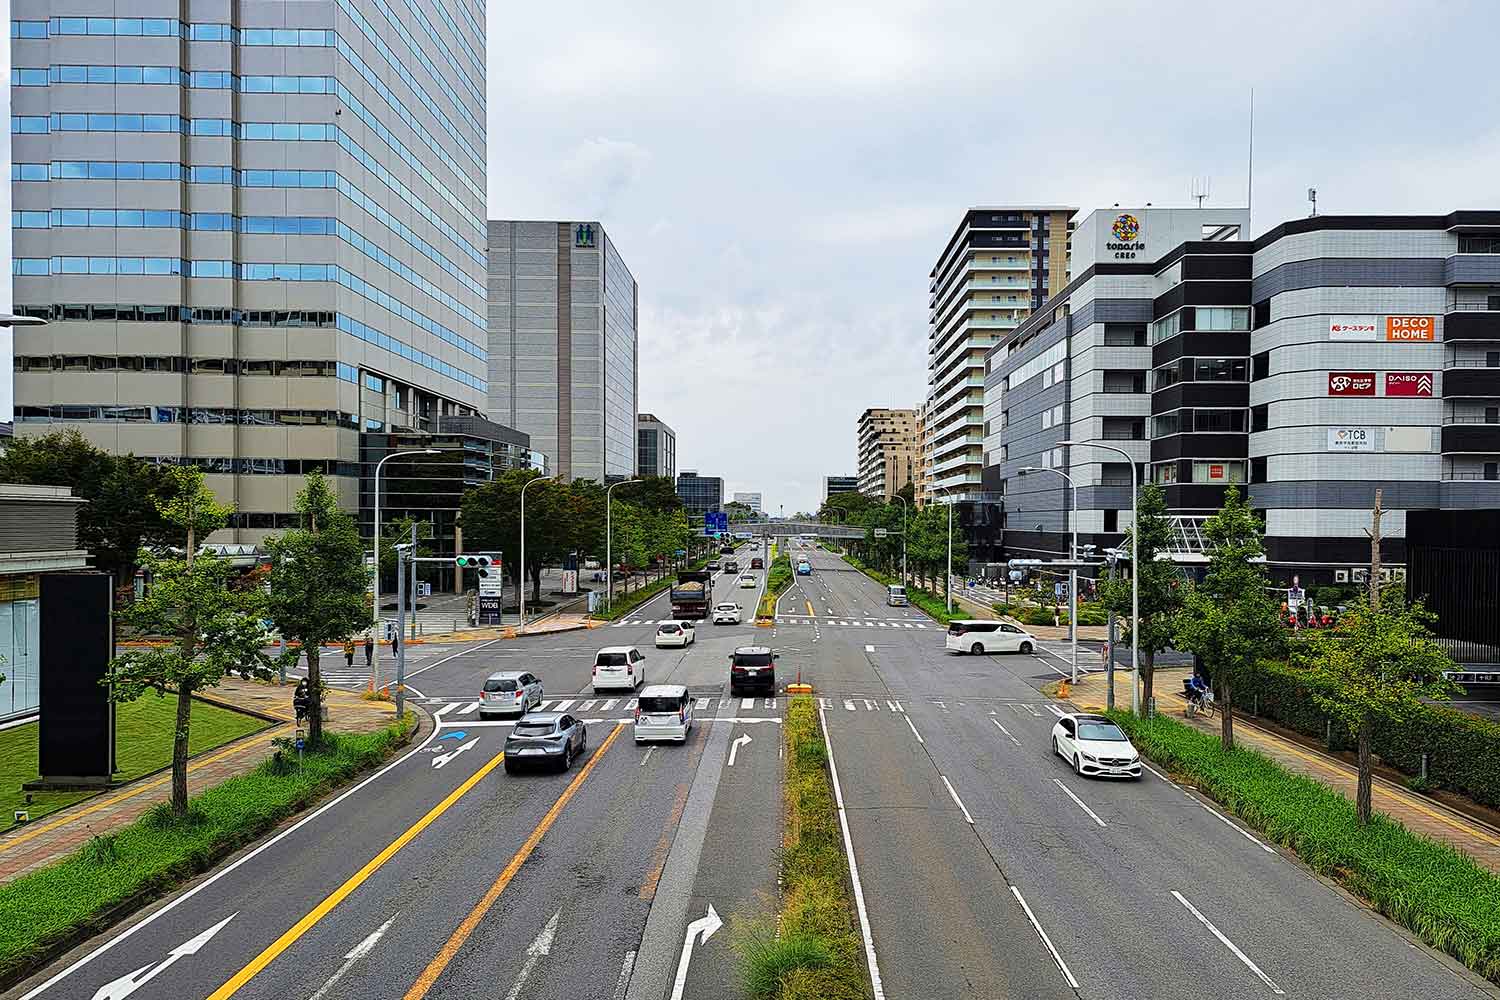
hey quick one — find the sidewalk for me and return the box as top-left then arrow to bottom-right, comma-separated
418,611 -> 598,643
0,679 -> 405,885
1065,665 -> 1500,872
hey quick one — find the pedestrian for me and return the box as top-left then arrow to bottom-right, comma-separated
391,630 -> 400,660
364,633 -> 374,668
343,638 -> 355,668
292,678 -> 310,721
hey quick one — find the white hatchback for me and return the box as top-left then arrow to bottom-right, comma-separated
592,646 -> 645,693
712,603 -> 743,625
944,620 -> 1036,655
1051,713 -> 1142,779
655,621 -> 696,648
635,684 -> 693,744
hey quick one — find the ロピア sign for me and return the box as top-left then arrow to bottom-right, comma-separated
1385,372 -> 1434,397
1328,372 -> 1376,396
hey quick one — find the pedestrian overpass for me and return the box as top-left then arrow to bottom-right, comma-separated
730,520 -> 867,540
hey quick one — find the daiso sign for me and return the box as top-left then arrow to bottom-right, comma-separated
1386,316 -> 1436,341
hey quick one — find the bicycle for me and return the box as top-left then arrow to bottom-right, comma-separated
1185,689 -> 1216,719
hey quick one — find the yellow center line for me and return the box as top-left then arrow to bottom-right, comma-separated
204,746 -> 511,1000
403,723 -> 626,999
806,600 -> 815,617
1,726 -> 287,853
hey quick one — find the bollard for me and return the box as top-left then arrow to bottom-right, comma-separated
1421,753 -> 1429,780
1326,719 -> 1332,748
1253,693 -> 1259,717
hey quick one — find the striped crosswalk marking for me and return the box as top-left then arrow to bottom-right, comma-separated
434,703 -> 458,717
886,700 -> 904,712
601,699 -> 617,712
457,702 -> 479,715
765,698 -> 776,710
552,700 -> 574,712
625,699 -> 638,710
742,697 -> 755,709
818,697 -> 831,709
694,697 -> 710,710
843,699 -> 856,711
863,699 -> 877,711
579,699 -> 597,711
1046,704 -> 1067,717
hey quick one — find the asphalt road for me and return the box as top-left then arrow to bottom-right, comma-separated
11,537 -> 1498,1000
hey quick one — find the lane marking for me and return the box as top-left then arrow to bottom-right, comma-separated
640,747 -> 656,767
404,633 -> 510,680
1010,886 -> 1080,989
613,950 -> 637,1000
1197,801 -> 1276,854
602,699 -> 618,712
19,722 -> 443,1000
886,700 -> 903,713
503,909 -> 559,1000
434,703 -> 458,717
991,718 -> 1022,746
1052,778 -> 1107,828
203,743 -> 509,999
904,716 -> 924,744
580,699 -> 597,711
1172,890 -> 1285,994
727,733 -> 752,767
941,775 -> 974,824
741,697 -> 754,709
865,644 -> 875,653
552,699 -> 575,713
669,905 -> 722,1000
1044,704 -> 1066,717
843,699 -> 856,711
307,913 -> 397,1000
457,702 -> 479,716
818,703 -> 887,1000
402,724 -> 626,999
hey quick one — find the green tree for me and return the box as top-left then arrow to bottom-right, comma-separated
1298,592 -> 1456,824
1173,486 -> 1284,749
461,470 -> 573,603
724,501 -> 757,522
265,472 -> 372,744
104,467 -> 272,813
0,430 -> 180,587
377,516 -> 435,606
908,504 -> 965,595
1097,484 -> 1184,707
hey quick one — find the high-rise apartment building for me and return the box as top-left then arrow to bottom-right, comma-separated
924,207 -> 1075,503
487,220 -> 638,483
636,413 -> 676,480
856,407 -> 918,499
822,476 -> 859,504
731,491 -> 763,514
10,2 -> 489,543
675,470 -> 722,517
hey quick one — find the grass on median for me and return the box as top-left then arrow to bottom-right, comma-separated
757,553 -> 794,620
738,695 -> 869,1000
1108,709 -> 1500,985
0,693 -> 271,829
843,556 -> 957,627
0,713 -> 415,981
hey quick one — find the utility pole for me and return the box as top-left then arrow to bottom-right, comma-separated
1367,487 -> 1383,612
1105,551 -> 1118,710
394,542 -> 409,719
408,521 -> 418,639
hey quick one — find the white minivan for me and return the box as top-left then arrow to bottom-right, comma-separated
593,646 -> 646,692
945,620 -> 1036,655
634,684 -> 693,744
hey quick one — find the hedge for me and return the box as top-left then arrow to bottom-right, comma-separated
1016,603 -> 1108,627
1109,710 -> 1500,985
844,557 -> 956,626
1231,657 -> 1500,812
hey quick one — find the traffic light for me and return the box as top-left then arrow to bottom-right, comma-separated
455,554 -> 493,570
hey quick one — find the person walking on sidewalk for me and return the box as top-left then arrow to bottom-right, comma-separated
364,633 -> 374,669
293,678 -> 310,722
343,638 -> 356,669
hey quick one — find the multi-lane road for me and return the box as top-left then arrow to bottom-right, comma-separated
9,542 -> 1497,999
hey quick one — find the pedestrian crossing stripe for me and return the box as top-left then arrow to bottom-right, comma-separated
429,697 -> 1067,725
609,616 -> 931,630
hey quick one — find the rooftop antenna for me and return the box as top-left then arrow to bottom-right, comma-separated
1246,88 -> 1254,233
1308,187 -> 1318,217
1190,176 -> 1212,208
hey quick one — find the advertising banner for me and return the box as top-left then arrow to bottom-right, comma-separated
1328,316 -> 1378,340
1328,372 -> 1377,396
1327,427 -> 1375,452
1385,316 -> 1436,342
1385,372 -> 1434,397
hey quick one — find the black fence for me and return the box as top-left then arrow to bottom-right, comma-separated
1406,510 -> 1500,664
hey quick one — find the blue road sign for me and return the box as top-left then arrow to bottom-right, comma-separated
705,511 -> 729,536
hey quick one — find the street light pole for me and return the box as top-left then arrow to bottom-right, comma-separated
371,448 -> 438,691
518,472 -> 558,630
931,484 -> 957,613
1063,439 -> 1139,716
891,494 -> 908,586
605,479 -> 643,612
1019,466 -> 1078,684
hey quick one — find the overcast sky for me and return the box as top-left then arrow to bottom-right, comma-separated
486,0 -> 1500,514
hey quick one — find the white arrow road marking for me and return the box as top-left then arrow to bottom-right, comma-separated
669,904 -> 722,1000
308,913 -> 398,1000
727,733 -> 752,767
91,912 -> 236,1000
503,909 -> 560,1000
431,736 -> 479,769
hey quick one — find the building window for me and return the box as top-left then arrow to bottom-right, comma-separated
1487,462 -> 1499,481
1194,307 -> 1251,331
1251,457 -> 1268,483
1252,405 -> 1269,432
1191,460 -> 1246,483
1104,509 -> 1119,533
1152,463 -> 1178,485
1459,236 -> 1500,254
1150,311 -> 1182,344
1252,352 -> 1270,381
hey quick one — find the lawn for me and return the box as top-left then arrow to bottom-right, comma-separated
0,694 -> 270,828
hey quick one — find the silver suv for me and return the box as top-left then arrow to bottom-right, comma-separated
479,670 -> 543,719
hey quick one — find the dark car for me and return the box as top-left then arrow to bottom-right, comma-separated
750,557 -> 764,569
707,560 -> 721,571
503,712 -> 587,773
728,645 -> 779,696
720,545 -> 735,555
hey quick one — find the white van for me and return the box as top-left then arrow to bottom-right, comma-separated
634,684 -> 693,744
886,584 -> 908,607
945,620 -> 1036,655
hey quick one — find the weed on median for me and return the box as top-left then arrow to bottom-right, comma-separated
738,695 -> 870,999
1110,710 -> 1500,985
0,715 -> 414,984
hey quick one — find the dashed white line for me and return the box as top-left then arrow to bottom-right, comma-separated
990,717 -> 1022,746
904,716 -> 924,744
1197,801 -> 1277,854
640,747 -> 656,767
552,699 -> 575,712
1010,886 -> 1079,989
1052,778 -> 1107,828
940,775 -> 974,824
1172,890 -> 1285,994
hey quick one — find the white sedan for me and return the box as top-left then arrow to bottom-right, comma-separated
1050,713 -> 1142,779
712,603 -> 743,625
654,621 -> 696,648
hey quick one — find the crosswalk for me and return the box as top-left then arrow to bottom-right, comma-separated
424,694 -> 1069,722
428,696 -> 780,718
609,616 -> 933,630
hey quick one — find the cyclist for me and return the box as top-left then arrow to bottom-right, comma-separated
1185,673 -> 1211,715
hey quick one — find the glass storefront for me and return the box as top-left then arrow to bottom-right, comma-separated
0,576 -> 42,719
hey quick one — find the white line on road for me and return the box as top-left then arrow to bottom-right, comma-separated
613,950 -> 637,1000
308,913 -> 397,1000
904,716 -> 924,744
990,718 -> 1022,746
458,701 -> 479,715
1052,778 -> 1106,828
843,699 -> 856,711
1044,704 -> 1066,717
640,747 -> 655,767
601,699 -> 618,712
941,775 -> 974,824
434,703 -> 457,717
818,702 -> 886,1000
504,909 -> 560,1000
404,634 -> 510,681
1010,886 -> 1080,989
728,733 -> 752,766
1171,890 -> 1285,994
1197,801 -> 1277,854
580,699 -> 597,711
865,644 -> 875,652
552,699 -> 574,712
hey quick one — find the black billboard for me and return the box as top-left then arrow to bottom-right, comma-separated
37,573 -> 114,783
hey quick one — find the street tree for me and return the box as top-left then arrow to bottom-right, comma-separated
265,472 -> 371,744
1097,483 -> 1184,706
105,467 -> 273,813
0,430 -> 180,588
1173,486 -> 1284,749
724,501 -> 757,522
378,515 -> 436,606
461,470 -> 572,603
1298,592 -> 1456,824
907,505 -> 965,594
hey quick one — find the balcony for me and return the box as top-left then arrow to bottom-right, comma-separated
1444,369 -> 1500,397
1443,307 -> 1500,341
1442,424 -> 1500,453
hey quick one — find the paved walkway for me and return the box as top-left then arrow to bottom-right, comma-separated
0,679 -> 404,884
1066,665 -> 1500,872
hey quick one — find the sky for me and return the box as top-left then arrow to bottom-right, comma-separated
487,0 -> 1500,515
